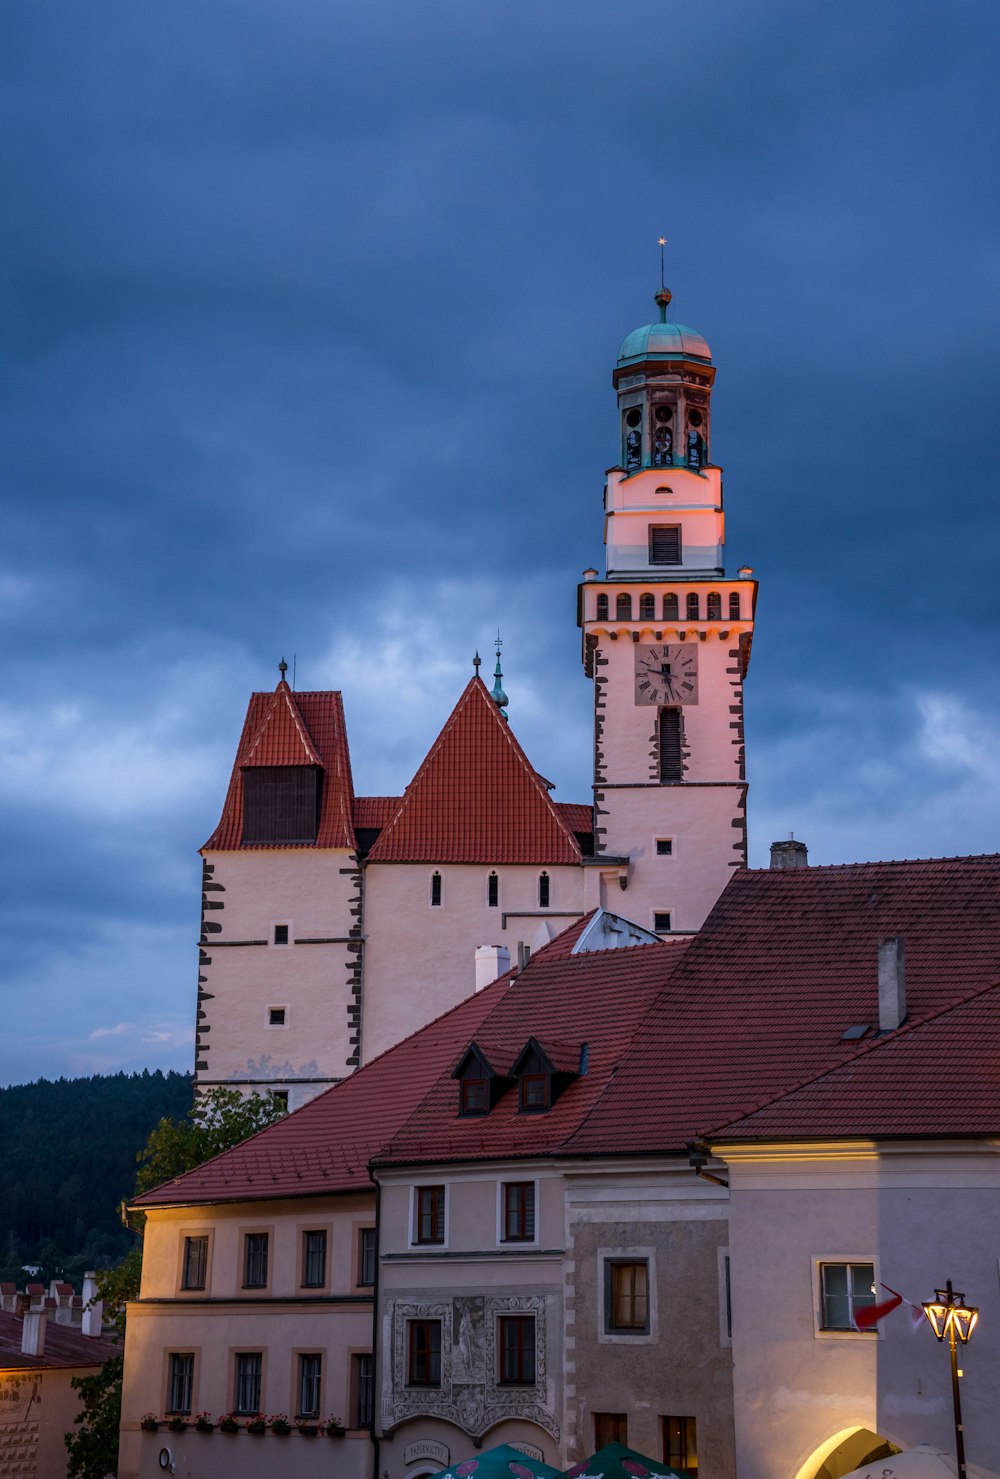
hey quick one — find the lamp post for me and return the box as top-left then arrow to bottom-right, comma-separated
922,1280 -> 979,1479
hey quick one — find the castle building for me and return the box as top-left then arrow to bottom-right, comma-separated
194,284 -> 757,1109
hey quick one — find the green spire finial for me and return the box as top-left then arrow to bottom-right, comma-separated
490,631 -> 508,720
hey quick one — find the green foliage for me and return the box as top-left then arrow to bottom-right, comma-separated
134,1086 -> 287,1199
65,1354 -> 123,1479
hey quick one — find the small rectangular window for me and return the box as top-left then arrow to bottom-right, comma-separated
654,912 -> 672,932
167,1353 -> 194,1414
596,1412 -> 628,1449
355,1352 -> 375,1428
502,1182 -> 536,1242
358,1227 -> 377,1286
243,1233 -> 268,1289
658,708 -> 683,783
272,1090 -> 289,1111
430,872 -> 442,906
273,923 -> 289,946
298,1353 -> 322,1418
407,1321 -> 441,1386
650,525 -> 682,565
498,1316 -> 536,1385
820,1261 -> 876,1330
520,1074 -> 550,1112
415,1186 -> 445,1244
181,1236 -> 208,1291
663,1415 -> 698,1475
461,1078 -> 489,1115
302,1230 -> 327,1288
487,872 -> 499,908
234,1352 -> 262,1415
607,1260 -> 649,1332
268,1007 -> 286,1026
656,838 -> 673,856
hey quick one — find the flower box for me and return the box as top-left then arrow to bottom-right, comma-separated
167,1418 -> 188,1433
140,1417 -> 159,1433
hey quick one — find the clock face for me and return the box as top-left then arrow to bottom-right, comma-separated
634,643 -> 699,706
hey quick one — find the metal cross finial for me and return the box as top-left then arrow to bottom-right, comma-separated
473,651 -> 482,676
278,657 -> 288,680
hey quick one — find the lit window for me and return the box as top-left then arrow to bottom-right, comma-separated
407,1321 -> 441,1386
167,1353 -> 194,1414
820,1262 -> 876,1330
181,1236 -> 208,1291
302,1230 -> 326,1288
234,1352 -> 262,1415
498,1316 -> 536,1385
606,1260 -> 649,1332
663,1415 -> 698,1475
502,1182 -> 536,1242
415,1186 -> 445,1245
298,1353 -> 322,1418
243,1233 -> 268,1289
358,1228 -> 376,1287
596,1412 -> 628,1448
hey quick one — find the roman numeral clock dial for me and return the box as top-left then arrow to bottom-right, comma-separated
634,643 -> 699,705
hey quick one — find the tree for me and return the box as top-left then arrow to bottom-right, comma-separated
66,1088 -> 285,1477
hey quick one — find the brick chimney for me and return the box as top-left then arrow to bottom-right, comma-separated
878,937 -> 906,1032
770,839 -> 809,870
21,1307 -> 47,1358
475,945 -> 511,992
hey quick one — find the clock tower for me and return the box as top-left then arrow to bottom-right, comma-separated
578,282 -> 756,934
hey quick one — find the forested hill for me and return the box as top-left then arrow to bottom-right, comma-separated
0,1070 -> 193,1283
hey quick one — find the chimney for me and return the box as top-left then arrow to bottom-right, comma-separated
878,936 -> 906,1032
21,1307 -> 47,1358
474,945 -> 511,992
770,839 -> 809,870
81,1272 -> 103,1338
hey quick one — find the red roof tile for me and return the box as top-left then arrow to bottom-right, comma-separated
366,678 -> 582,865
354,796 -> 402,828
568,854 -> 1000,1153
555,802 -> 594,835
713,978 -> 1000,1140
203,685 -> 356,851
0,1314 -> 117,1370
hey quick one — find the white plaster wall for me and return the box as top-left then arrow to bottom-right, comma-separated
361,863 -> 585,1062
606,466 -> 724,575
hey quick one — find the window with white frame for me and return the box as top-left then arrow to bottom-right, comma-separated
819,1261 -> 877,1330
297,1353 -> 322,1418
234,1352 -> 262,1414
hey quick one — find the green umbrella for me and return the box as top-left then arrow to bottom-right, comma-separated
438,1442 -> 563,1479
563,1441 -> 687,1478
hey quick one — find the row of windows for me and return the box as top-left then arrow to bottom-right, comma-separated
180,1226 -> 376,1294
595,590 -> 741,622
167,1349 -> 374,1426
406,1315 -> 536,1388
413,1181 -> 536,1246
595,1413 -> 697,1475
431,871 -> 551,908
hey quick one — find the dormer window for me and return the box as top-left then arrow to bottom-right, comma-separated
461,1079 -> 489,1116
520,1074 -> 550,1112
452,1043 -> 508,1116
511,1037 -> 582,1115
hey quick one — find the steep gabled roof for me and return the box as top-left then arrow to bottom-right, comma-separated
711,977 -> 1000,1141
203,684 -> 356,851
366,678 -> 582,865
568,854 -> 1000,1153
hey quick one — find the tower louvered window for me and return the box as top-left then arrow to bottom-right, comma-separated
658,708 -> 683,783
242,766 -> 320,844
649,526 -> 681,565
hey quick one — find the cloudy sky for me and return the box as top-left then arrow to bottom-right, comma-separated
2,0 -> 999,1086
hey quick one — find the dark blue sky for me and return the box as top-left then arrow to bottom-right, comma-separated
2,0 -> 999,1085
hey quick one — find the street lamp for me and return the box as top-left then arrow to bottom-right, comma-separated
922,1280 -> 979,1479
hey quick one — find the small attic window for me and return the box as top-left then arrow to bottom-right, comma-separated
520,1075 -> 550,1112
841,1024 -> 871,1042
461,1079 -> 489,1116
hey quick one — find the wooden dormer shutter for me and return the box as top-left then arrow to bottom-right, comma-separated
242,766 -> 321,844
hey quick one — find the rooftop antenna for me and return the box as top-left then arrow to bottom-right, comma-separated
655,234 -> 672,322
278,657 -> 288,683
490,630 -> 508,721
473,650 -> 482,677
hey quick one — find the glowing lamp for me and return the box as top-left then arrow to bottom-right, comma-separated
922,1282 -> 979,1343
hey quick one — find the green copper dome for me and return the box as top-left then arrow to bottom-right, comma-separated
617,319 -> 713,368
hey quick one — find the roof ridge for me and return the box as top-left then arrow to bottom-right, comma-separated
744,851 -> 1000,874
242,682 -> 324,768
703,973 -> 1000,1139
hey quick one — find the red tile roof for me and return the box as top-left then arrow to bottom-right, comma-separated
0,1314 -> 117,1371
713,978 -> 1000,1140
365,678 -> 582,865
133,975 -> 511,1207
555,803 -> 594,835
354,796 -> 402,828
568,854 -> 1000,1153
203,684 -> 356,851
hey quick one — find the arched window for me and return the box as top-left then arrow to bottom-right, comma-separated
538,872 -> 550,909
596,593 -> 609,622
663,593 -> 679,621
430,872 -> 442,907
686,593 -> 700,620
616,593 -> 633,621
706,592 -> 722,620
487,871 -> 499,908
639,593 -> 655,620
729,592 -> 741,620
